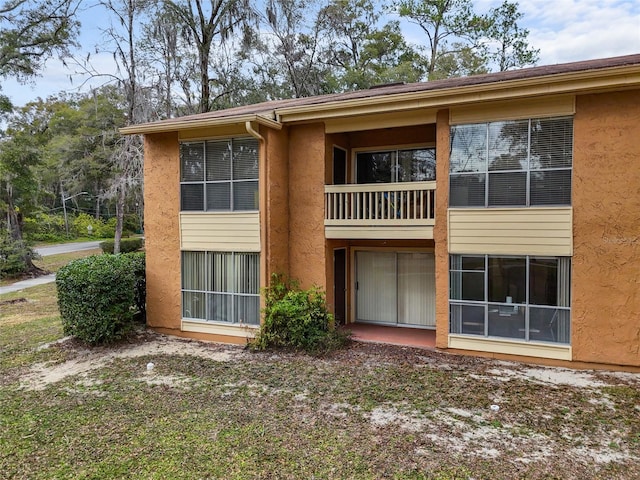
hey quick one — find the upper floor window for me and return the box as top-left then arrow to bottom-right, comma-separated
356,147 -> 436,184
180,138 -> 259,211
449,117 -> 573,207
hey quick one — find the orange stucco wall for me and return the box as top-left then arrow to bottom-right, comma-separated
288,123 -> 327,290
263,126 -> 290,282
434,110 -> 451,349
144,132 -> 182,333
571,89 -> 640,366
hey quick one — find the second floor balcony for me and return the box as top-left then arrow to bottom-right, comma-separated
324,181 -> 436,240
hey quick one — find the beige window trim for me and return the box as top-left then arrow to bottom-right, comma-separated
448,334 -> 572,361
182,319 -> 259,338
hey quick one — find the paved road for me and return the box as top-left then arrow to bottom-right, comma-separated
1,241 -> 103,296
36,240 -> 102,257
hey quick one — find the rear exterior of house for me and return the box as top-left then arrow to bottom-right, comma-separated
122,54 -> 640,369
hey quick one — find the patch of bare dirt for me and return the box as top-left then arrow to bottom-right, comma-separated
20,331 -> 239,391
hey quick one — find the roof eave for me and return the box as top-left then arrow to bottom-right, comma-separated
119,113 -> 282,135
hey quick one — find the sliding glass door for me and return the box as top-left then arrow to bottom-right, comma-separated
356,252 -> 397,323
356,251 -> 435,328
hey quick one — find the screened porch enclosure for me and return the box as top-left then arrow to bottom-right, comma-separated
181,251 -> 260,325
355,251 -> 436,328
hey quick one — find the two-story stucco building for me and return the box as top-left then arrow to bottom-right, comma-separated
122,54 -> 640,369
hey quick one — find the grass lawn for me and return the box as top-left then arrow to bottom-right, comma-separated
1,282 -> 639,479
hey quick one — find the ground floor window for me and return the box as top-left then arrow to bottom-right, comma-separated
181,251 -> 260,325
449,255 -> 570,344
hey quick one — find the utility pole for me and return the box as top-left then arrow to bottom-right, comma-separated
61,190 -> 89,237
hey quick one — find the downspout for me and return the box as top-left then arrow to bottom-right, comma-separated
245,120 -> 264,142
246,121 -> 268,313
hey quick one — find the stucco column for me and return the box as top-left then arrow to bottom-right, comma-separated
288,123 -> 327,290
434,109 -> 451,349
143,132 -> 181,333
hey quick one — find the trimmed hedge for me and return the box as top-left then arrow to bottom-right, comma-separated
99,237 -> 144,254
56,253 -> 146,345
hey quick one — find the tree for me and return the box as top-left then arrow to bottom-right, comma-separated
430,42 -> 488,80
0,0 -> 80,273
42,88 -> 127,219
320,0 -> 425,90
98,0 -> 148,253
250,0 -> 331,99
0,0 -> 80,79
394,0 -> 488,79
139,5 -> 194,118
0,101 -> 51,274
485,1 -> 539,71
164,0 -> 253,113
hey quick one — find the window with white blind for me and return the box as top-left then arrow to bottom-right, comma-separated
181,251 -> 260,325
449,255 -> 571,344
180,138 -> 259,211
449,117 -> 573,207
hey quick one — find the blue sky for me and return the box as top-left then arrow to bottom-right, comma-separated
3,0 -> 640,107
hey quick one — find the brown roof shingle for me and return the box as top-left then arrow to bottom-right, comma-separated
123,53 -> 640,132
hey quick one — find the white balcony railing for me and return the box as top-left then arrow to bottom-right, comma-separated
324,181 -> 436,225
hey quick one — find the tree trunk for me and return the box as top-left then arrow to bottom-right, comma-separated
113,185 -> 126,254
6,193 -> 45,275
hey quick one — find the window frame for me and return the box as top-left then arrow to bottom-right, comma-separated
449,116 -> 573,208
449,254 -> 571,344
180,137 -> 259,212
181,251 -> 261,325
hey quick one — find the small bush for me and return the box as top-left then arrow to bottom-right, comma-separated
99,237 -> 144,254
56,254 -> 139,345
0,232 -> 40,278
250,274 -> 350,353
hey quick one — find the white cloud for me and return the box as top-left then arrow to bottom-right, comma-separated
519,0 -> 640,64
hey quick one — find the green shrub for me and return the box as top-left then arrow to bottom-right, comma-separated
0,232 -> 40,278
23,213 -> 66,240
72,213 -> 118,238
56,254 -> 138,345
24,232 -> 67,243
99,217 -> 117,238
99,237 -> 144,254
72,213 -> 99,237
124,213 -> 142,235
250,274 -> 349,353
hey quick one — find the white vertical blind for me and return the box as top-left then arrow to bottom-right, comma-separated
356,251 -> 397,323
556,257 -> 571,343
181,251 -> 259,324
398,253 -> 435,326
356,251 -> 435,327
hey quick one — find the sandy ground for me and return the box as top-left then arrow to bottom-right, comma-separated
17,332 -> 640,471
